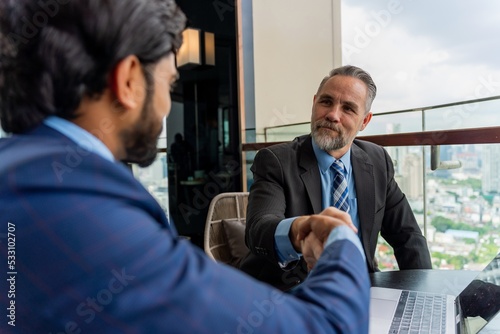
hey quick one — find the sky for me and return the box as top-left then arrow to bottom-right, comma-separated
341,0 -> 500,121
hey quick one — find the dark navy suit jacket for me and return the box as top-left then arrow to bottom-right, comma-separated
0,124 -> 370,333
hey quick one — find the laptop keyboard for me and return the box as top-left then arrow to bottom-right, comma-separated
389,290 -> 447,334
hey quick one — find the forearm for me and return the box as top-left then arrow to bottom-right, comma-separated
291,237 -> 370,333
67,225 -> 369,333
160,232 -> 369,333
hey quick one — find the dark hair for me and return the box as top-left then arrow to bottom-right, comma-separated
316,65 -> 377,112
0,0 -> 186,133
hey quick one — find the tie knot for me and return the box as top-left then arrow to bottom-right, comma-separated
331,160 -> 345,174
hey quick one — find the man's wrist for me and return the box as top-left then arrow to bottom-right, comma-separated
324,225 -> 365,261
289,216 -> 306,251
275,217 -> 301,264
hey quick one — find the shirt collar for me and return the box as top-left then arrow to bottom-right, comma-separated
43,116 -> 115,162
311,137 -> 352,175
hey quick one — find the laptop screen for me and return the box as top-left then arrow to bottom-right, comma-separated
458,253 -> 500,334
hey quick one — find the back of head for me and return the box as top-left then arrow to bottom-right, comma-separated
0,0 -> 185,134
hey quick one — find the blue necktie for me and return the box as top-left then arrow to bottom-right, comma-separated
331,160 -> 349,212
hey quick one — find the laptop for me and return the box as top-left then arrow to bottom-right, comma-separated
370,253 -> 500,333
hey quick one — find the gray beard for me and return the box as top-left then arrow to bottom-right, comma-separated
311,121 -> 347,151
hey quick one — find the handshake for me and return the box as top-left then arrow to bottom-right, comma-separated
290,207 -> 358,270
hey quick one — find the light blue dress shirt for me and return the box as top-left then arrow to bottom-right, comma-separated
43,116 -> 115,162
274,139 -> 362,266
312,140 -> 359,229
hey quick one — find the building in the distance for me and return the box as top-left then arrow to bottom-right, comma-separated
482,144 -> 500,194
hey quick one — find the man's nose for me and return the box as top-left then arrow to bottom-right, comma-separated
325,104 -> 341,122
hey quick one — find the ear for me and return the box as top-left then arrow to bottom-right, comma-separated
359,112 -> 373,131
110,55 -> 145,111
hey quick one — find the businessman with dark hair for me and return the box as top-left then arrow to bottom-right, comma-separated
0,1 -> 369,332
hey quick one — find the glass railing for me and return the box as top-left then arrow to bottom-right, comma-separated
243,96 -> 500,271
262,95 -> 500,141
264,122 -> 309,142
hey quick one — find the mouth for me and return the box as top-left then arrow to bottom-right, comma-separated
320,125 -> 335,130
317,125 -> 338,133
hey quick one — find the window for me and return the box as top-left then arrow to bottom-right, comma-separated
342,1 -> 500,270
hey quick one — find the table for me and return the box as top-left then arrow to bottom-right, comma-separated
370,270 -> 500,333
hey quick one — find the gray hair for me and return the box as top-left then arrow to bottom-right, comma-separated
316,65 -> 377,113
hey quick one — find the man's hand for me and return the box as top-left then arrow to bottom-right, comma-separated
301,233 -> 324,271
290,207 -> 357,269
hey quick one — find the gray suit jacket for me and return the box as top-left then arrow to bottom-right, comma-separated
240,135 -> 432,289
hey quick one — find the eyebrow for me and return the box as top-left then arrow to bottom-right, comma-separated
317,94 -> 359,110
318,93 -> 333,100
343,100 -> 359,111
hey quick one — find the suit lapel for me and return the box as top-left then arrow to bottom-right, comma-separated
352,143 -> 375,256
299,136 -> 322,214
